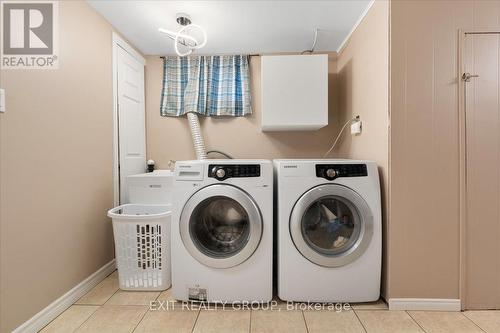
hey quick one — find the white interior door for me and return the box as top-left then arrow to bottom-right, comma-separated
116,44 -> 146,204
464,32 -> 500,309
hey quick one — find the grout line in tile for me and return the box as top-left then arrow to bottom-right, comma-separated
72,304 -> 98,307
74,302 -> 107,306
153,289 -> 164,301
301,310 -> 310,333
101,283 -> 121,305
76,270 -> 118,306
405,310 -> 429,333
351,300 -> 389,311
249,308 -> 252,333
352,309 -> 368,333
131,305 -> 150,333
37,306 -> 90,333
190,308 -> 202,333
461,311 -> 488,333
101,303 -> 156,307
74,305 -> 102,332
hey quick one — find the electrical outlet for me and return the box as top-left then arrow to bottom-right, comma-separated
0,89 -> 5,113
351,119 -> 362,135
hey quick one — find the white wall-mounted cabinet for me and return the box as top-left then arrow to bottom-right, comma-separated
261,54 -> 328,131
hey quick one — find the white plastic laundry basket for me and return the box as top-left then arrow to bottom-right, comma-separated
107,204 -> 171,291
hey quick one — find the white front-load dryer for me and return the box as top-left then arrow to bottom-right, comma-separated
275,159 -> 381,302
172,159 -> 273,302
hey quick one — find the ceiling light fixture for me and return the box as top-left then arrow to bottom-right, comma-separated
158,13 -> 207,57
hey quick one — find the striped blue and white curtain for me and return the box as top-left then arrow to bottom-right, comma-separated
160,55 -> 252,117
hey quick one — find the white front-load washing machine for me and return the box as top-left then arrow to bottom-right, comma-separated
172,159 -> 273,302
275,159 -> 381,302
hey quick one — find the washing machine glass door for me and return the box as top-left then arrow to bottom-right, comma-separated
290,184 -> 373,267
180,184 -> 263,269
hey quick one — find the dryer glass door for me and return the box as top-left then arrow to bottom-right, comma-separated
180,184 -> 262,269
290,184 -> 373,267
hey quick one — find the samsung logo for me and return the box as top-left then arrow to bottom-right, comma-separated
283,165 -> 298,169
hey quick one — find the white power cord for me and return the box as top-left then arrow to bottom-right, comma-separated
207,150 -> 234,159
301,28 -> 319,54
323,116 -> 359,158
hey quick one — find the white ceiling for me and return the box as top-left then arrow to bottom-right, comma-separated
87,0 -> 373,56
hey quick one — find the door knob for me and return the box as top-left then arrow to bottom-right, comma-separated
462,73 -> 479,82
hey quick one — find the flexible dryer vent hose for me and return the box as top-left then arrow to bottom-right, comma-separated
186,112 -> 207,160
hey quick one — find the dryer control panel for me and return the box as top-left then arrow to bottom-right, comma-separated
316,164 -> 367,181
209,164 -> 261,181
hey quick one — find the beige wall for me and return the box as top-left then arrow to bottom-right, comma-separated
389,0 -> 500,300
146,55 -> 343,165
0,2 -> 117,331
335,0 -> 390,297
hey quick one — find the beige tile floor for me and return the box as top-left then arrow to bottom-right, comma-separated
40,271 -> 500,333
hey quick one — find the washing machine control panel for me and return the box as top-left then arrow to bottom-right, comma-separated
209,164 -> 261,181
316,164 -> 367,180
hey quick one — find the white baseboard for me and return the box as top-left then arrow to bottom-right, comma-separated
13,259 -> 116,333
388,298 -> 461,311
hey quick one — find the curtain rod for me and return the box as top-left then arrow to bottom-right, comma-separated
159,54 -> 260,59
158,52 -> 334,59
